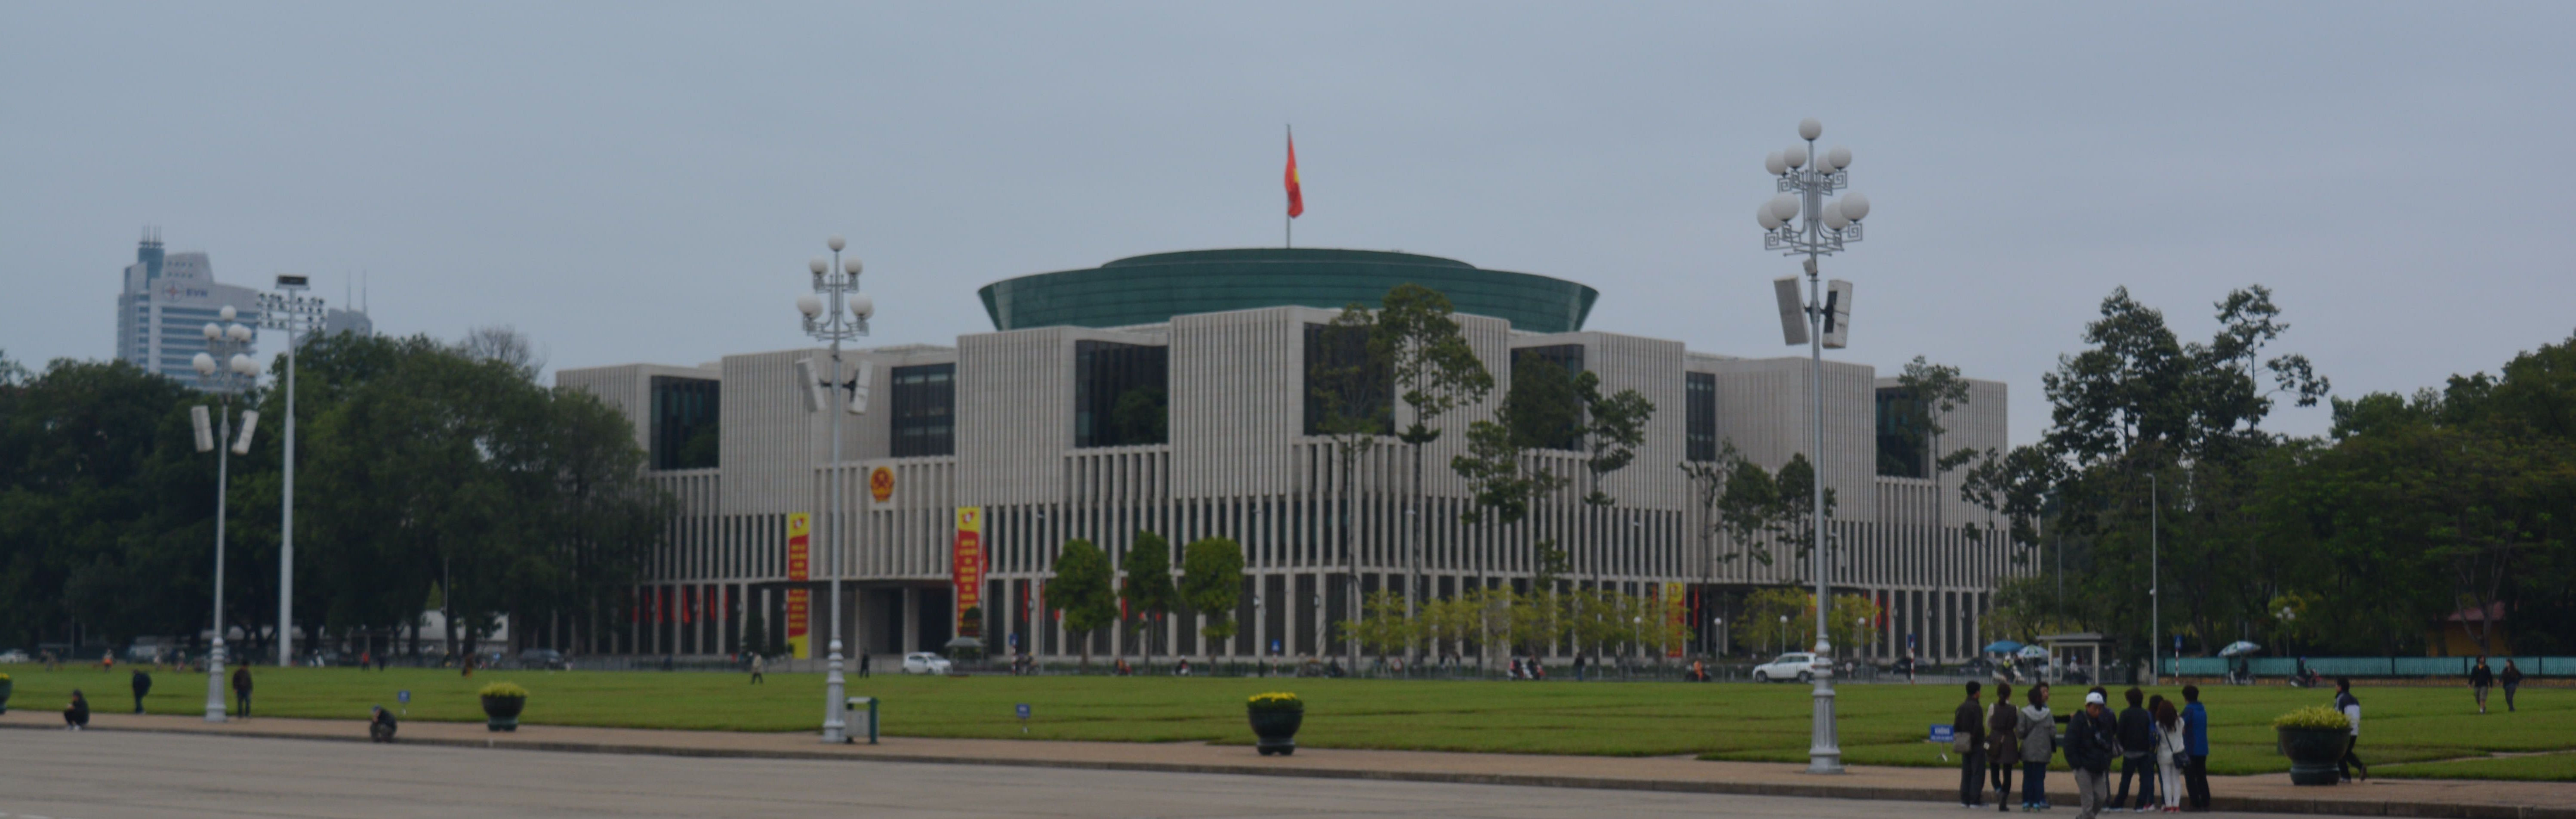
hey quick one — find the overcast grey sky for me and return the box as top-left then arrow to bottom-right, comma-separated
8,2 -> 2572,445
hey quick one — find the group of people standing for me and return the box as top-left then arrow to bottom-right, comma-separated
1954,681 -> 2212,816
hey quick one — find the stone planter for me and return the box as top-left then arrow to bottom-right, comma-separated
1248,707 -> 1303,756
2277,726 -> 2347,785
481,694 -> 525,732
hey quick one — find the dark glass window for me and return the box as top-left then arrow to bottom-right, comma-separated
1075,341 -> 1168,448
890,363 -> 956,457
1302,322 -> 1393,436
1510,345 -> 1585,451
1686,372 -> 1717,462
650,376 -> 721,470
1875,386 -> 1928,479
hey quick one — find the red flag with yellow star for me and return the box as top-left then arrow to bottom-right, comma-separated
1285,133 -> 1304,218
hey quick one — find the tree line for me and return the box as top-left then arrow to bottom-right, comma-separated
0,330 -> 666,656
1963,286 -> 2576,660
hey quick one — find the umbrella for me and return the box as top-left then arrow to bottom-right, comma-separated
1984,640 -> 2024,654
2016,645 -> 2051,659
2218,640 -> 2262,658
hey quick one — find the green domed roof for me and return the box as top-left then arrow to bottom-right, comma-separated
977,248 -> 1598,332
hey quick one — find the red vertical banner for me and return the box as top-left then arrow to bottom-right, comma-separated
787,513 -> 813,658
953,507 -> 985,638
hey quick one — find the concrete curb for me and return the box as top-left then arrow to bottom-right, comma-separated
6,721 -> 2564,819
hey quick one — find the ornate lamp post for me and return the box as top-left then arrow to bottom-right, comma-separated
1756,117 -> 1872,774
795,235 -> 872,744
255,276 -> 326,666
190,306 -> 263,722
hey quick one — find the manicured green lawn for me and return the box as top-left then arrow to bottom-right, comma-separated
3,664 -> 2564,779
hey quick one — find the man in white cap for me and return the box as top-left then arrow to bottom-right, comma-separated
2065,689 -> 2120,819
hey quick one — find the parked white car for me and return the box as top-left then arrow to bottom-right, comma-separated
900,652 -> 953,675
1751,652 -> 1818,683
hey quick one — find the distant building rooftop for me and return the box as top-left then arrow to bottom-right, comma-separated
976,247 -> 1599,333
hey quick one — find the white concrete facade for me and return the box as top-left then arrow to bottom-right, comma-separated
557,305 -> 2024,664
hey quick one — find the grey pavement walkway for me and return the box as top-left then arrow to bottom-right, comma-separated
3,710 -> 2567,819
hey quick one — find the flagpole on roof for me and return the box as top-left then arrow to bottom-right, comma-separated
1285,124 -> 1293,249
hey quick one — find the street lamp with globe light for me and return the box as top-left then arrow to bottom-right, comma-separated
191,306 -> 262,722
1756,117 -> 1871,774
795,235 -> 872,744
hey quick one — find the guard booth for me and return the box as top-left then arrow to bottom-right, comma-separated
2035,632 -> 2106,684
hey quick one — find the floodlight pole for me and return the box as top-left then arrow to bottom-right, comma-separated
1759,119 -> 1868,775
800,237 -> 870,745
257,280 -> 325,667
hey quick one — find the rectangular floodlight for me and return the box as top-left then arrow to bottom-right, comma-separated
1773,277 -> 1808,346
192,405 -> 215,452
232,410 -> 260,455
794,358 -> 827,414
1822,279 -> 1853,349
847,363 -> 872,415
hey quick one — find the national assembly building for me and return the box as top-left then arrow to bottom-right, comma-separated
557,247 -> 2023,666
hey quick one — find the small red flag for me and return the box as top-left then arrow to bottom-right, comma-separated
1285,133 -> 1304,218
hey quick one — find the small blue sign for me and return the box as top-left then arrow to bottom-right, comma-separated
1016,703 -> 1031,720
1930,725 -> 1955,743
1270,639 -> 1283,654
1008,632 -> 1020,648
397,690 -> 411,704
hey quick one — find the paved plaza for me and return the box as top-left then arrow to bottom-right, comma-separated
7,711 -> 2570,819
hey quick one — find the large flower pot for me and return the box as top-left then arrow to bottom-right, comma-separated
1248,708 -> 1303,756
2278,726 -> 2347,785
0,678 -> 13,714
481,695 -> 525,732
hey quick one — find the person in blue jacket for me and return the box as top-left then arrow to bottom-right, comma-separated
2180,685 -> 2210,811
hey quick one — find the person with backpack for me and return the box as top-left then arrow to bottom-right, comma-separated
2018,683 -> 2056,811
2114,688 -> 2158,810
2334,678 -> 2369,782
2065,691 -> 2119,819
1989,683 -> 2021,812
1956,681 -> 1989,807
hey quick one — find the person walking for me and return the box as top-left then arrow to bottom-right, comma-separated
2180,685 -> 2210,811
2018,683 -> 2056,811
2334,678 -> 2369,782
63,689 -> 90,730
2468,657 -> 2493,714
130,669 -> 153,714
2113,688 -> 2157,810
1989,684 -> 2020,812
2066,691 -> 2118,819
2500,660 -> 2524,712
230,664 -> 253,718
1957,681 -> 1990,807
2153,698 -> 2185,813
749,652 -> 766,684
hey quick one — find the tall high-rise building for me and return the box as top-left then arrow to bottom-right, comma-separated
113,230 -> 374,385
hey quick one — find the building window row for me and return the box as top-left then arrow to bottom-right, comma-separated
890,363 -> 956,457
1074,340 -> 1168,448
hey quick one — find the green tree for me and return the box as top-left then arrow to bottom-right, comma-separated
1739,586 -> 1815,658
1119,530 -> 1179,665
1452,355 -> 1578,592
1573,368 -> 1655,585
1181,537 -> 1245,644
1050,538 -> 1117,668
742,609 -> 769,658
1368,284 -> 1495,660
1310,303 -> 1388,668
1335,589 -> 1417,658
